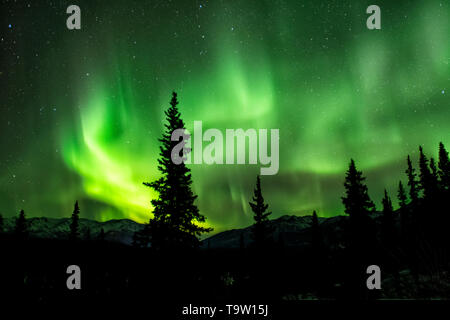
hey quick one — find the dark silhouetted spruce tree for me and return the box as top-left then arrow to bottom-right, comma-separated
418,146 -> 434,200
405,154 -> 421,238
249,175 -> 272,248
418,146 -> 442,244
397,181 -> 409,242
406,155 -> 419,204
342,159 -> 375,218
430,157 -> 439,185
311,210 -> 324,251
429,157 -> 440,201
381,189 -> 396,248
397,181 -> 408,209
438,142 -> 450,192
69,201 -> 80,241
15,209 -> 28,240
341,159 -> 376,298
437,142 -> 450,248
143,92 -> 212,249
311,210 -> 327,293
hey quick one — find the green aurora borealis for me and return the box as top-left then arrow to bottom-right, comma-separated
0,0 -> 449,233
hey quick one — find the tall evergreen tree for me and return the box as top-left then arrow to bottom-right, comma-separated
418,146 -> 441,244
382,189 -> 393,216
15,209 -> 28,240
437,142 -> 450,248
397,181 -> 408,209
311,210 -> 324,252
143,92 -> 212,249
405,155 -> 419,204
381,189 -> 396,248
249,175 -> 272,248
69,201 -> 80,240
341,159 -> 376,298
342,159 -> 375,218
429,157 -> 440,196
418,146 -> 433,199
430,158 -> 438,183
397,181 -> 409,242
311,210 -> 327,293
438,142 -> 450,192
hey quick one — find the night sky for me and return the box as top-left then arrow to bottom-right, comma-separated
0,0 -> 448,233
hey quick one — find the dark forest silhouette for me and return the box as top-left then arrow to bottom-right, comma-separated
134,92 -> 213,250
249,175 -> 273,249
0,92 -> 449,308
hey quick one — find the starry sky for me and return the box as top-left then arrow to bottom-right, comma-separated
0,0 -> 448,233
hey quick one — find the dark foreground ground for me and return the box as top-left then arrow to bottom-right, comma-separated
1,234 -> 450,317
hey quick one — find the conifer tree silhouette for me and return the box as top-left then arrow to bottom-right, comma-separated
397,181 -> 409,243
311,210 -> 327,293
69,201 -> 80,241
397,181 -> 408,209
405,154 -> 422,243
418,146 -> 440,243
429,157 -> 440,204
418,146 -> 434,200
430,158 -> 439,186
143,92 -> 212,249
437,142 -> 450,247
249,175 -> 272,248
438,142 -> 450,192
15,209 -> 28,240
342,159 -> 375,218
311,210 -> 324,252
341,159 -> 376,297
381,189 -> 396,248
406,155 -> 419,204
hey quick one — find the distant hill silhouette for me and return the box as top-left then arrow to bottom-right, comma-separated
1,217 -> 144,245
0,211 -> 391,248
201,214 -> 349,249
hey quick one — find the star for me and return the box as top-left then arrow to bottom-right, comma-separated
8,24 -> 12,29
442,90 -> 445,94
